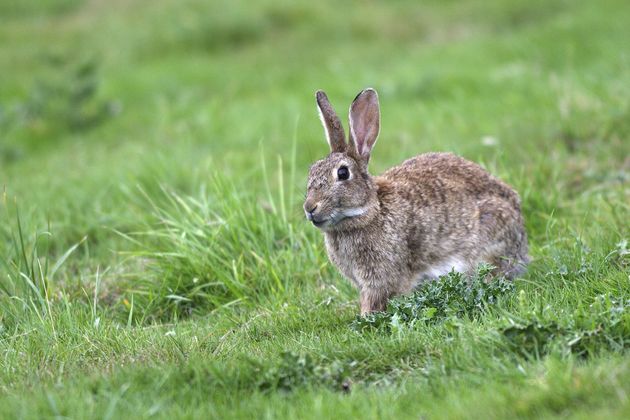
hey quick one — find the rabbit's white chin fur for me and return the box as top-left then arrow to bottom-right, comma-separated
324,206 -> 369,228
340,206 -> 369,218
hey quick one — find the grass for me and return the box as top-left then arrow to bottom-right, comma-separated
1,0 -> 629,418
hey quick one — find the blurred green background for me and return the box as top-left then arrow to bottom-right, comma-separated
2,0 -> 628,254
1,0 -> 629,417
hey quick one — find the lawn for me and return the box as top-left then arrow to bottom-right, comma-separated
1,0 -> 629,418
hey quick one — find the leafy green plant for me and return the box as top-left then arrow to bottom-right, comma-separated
502,294 -> 630,358
351,264 -> 515,332
254,352 -> 350,393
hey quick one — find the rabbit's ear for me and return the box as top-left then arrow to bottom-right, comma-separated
349,88 -> 380,162
316,90 -> 346,152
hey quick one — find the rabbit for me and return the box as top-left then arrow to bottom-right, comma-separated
303,88 -> 529,315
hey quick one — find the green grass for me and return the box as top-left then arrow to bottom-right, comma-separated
1,0 -> 629,418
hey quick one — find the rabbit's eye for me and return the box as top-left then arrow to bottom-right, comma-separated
337,166 -> 350,180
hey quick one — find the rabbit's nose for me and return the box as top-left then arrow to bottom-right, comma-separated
304,203 -> 318,220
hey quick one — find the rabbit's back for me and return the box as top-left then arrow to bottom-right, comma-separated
381,152 -> 520,210
375,152 -> 528,280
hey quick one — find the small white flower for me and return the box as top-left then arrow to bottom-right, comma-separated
481,136 -> 498,146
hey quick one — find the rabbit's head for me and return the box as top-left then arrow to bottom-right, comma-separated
304,89 -> 381,231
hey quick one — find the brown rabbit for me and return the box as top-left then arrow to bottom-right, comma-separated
303,88 -> 529,314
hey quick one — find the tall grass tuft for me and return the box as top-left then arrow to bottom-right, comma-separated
120,172 -> 329,322
0,201 -> 85,334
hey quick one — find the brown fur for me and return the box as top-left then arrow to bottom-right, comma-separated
304,89 -> 529,314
